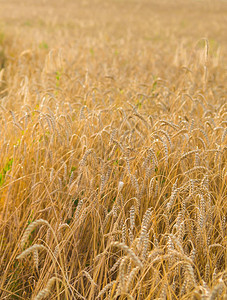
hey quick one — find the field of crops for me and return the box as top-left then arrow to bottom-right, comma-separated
0,0 -> 226,299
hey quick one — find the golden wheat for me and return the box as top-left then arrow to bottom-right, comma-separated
0,0 -> 226,299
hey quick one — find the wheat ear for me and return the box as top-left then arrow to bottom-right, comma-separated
34,277 -> 61,300
126,266 -> 140,292
97,281 -> 116,298
209,279 -> 225,300
139,207 -> 152,245
110,242 -> 143,268
20,219 -> 50,248
17,244 -> 47,260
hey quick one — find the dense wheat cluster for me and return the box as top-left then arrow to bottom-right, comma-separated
0,0 -> 226,299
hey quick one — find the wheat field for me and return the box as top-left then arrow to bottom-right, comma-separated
0,0 -> 226,299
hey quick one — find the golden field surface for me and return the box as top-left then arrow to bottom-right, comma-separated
0,0 -> 226,299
